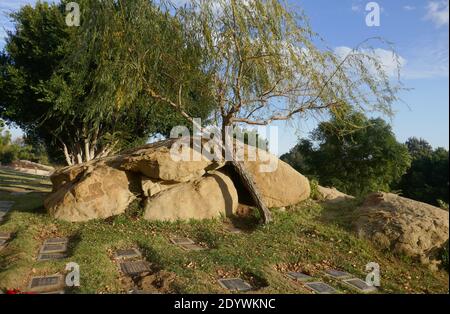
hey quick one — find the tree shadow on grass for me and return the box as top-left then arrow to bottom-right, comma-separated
318,199 -> 364,232
66,231 -> 83,258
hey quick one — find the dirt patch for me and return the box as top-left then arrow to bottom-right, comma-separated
137,270 -> 177,293
118,265 -> 177,294
274,260 -> 335,277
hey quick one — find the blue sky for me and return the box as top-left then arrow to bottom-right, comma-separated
1,0 -> 449,155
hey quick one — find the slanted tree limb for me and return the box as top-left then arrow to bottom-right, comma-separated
145,87 -> 273,224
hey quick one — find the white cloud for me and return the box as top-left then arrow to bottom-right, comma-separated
334,46 -> 407,78
424,0 -> 449,27
403,5 -> 416,11
335,41 -> 449,81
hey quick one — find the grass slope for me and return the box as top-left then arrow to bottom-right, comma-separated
0,169 -> 448,294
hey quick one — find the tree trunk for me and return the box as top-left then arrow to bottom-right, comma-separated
222,129 -> 272,224
84,139 -> 91,162
62,143 -> 73,166
230,159 -> 272,223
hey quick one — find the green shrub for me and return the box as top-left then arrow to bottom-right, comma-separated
437,200 -> 449,211
309,179 -> 323,201
0,149 -> 17,164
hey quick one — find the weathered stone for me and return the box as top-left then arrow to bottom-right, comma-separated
121,144 -> 212,183
143,171 -> 238,222
141,176 -> 181,197
239,147 -> 310,208
45,165 -> 136,222
317,186 -> 354,203
354,192 -> 449,264
45,139 -> 311,222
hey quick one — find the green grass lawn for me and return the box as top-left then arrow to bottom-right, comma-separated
0,169 -> 448,294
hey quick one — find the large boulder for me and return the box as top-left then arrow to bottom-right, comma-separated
50,164 -> 88,192
240,149 -> 310,208
141,176 -> 182,197
45,139 -> 311,222
317,185 -> 354,203
354,192 -> 449,265
45,165 -> 136,222
120,143 -> 212,183
143,171 -> 238,221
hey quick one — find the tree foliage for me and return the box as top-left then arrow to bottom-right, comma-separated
0,0 -> 215,165
396,137 -> 449,206
0,120 -> 48,164
170,0 -> 401,132
281,112 -> 411,196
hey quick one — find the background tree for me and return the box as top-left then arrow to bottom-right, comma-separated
0,0 -> 215,165
0,119 -> 48,164
281,111 -> 412,196
80,0 -> 402,222
396,137 -> 449,206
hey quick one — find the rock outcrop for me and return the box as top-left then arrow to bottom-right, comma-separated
45,165 -> 136,222
354,192 -> 449,266
241,150 -> 310,208
143,171 -> 238,221
317,185 -> 354,203
44,139 -> 311,222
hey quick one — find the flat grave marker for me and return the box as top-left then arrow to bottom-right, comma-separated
120,260 -> 152,276
218,278 -> 252,292
304,282 -> 337,294
286,271 -> 313,282
28,274 -> 64,293
324,269 -> 353,280
37,253 -> 67,262
0,232 -> 12,240
343,278 -> 377,293
114,248 -> 142,260
40,243 -> 67,254
224,225 -> 243,234
179,243 -> 206,251
169,236 -> 195,245
128,289 -> 161,294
